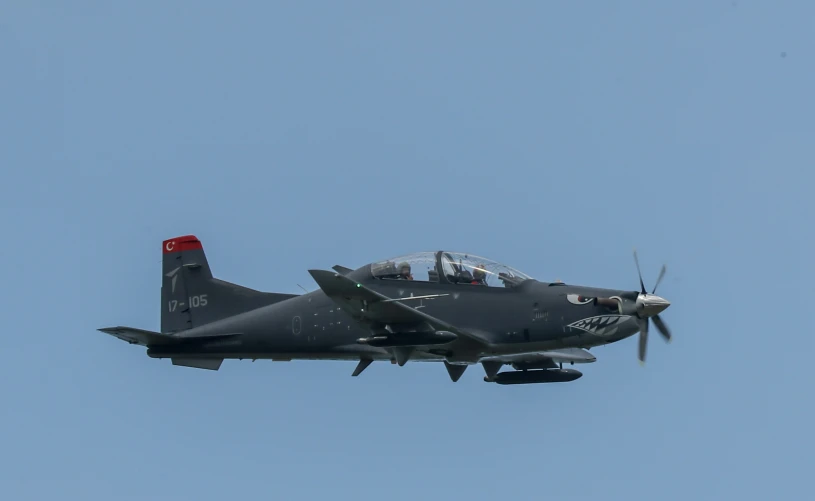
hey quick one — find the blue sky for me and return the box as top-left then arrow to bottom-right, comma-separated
2,1 -> 813,499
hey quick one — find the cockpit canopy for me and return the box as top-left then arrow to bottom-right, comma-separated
370,251 -> 533,288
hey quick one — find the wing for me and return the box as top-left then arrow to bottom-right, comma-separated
307,269 -> 491,353
481,348 -> 596,369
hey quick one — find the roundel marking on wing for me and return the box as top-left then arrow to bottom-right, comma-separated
567,294 -> 593,305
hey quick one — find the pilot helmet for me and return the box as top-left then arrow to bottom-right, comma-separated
398,261 -> 411,274
473,264 -> 486,279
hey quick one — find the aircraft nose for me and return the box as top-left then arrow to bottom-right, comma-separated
638,294 -> 670,316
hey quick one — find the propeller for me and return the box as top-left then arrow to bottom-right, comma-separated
631,249 -> 672,364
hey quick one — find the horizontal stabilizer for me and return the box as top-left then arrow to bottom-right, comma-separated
97,326 -> 243,347
97,326 -> 181,346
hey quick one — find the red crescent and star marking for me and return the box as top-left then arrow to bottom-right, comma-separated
162,235 -> 203,254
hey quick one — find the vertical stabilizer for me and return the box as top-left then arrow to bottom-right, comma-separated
161,235 -> 211,333
160,235 -> 299,334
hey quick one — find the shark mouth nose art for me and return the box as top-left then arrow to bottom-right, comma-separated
567,315 -> 629,337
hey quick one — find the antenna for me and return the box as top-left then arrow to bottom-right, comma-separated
296,284 -> 309,293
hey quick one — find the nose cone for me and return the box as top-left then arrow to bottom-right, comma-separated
638,294 -> 671,316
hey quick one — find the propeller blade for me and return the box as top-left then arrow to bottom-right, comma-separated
631,250 -> 671,364
637,317 -> 649,364
652,264 -> 666,294
633,249 -> 646,294
652,314 -> 672,343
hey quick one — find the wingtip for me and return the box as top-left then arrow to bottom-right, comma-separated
307,269 -> 340,279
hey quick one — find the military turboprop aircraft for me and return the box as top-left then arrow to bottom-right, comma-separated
98,235 -> 673,385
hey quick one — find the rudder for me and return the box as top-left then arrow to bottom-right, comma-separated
161,235 -> 297,333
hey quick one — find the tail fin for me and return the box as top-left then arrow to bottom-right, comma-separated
161,235 -> 297,333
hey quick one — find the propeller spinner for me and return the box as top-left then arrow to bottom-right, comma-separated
632,249 -> 672,364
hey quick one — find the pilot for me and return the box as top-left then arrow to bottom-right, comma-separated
471,264 -> 487,285
398,262 -> 414,280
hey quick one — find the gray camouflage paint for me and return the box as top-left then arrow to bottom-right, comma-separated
99,235 -> 671,383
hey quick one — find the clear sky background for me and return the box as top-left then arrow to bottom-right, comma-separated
2,1 -> 813,499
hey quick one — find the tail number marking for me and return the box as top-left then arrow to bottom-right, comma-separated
168,294 -> 209,312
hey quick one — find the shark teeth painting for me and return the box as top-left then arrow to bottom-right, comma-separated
567,315 -> 630,337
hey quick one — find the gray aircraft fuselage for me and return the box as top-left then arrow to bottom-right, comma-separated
100,236 -> 672,382
149,277 -> 640,362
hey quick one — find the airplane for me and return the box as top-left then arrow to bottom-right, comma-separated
98,235 -> 673,385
